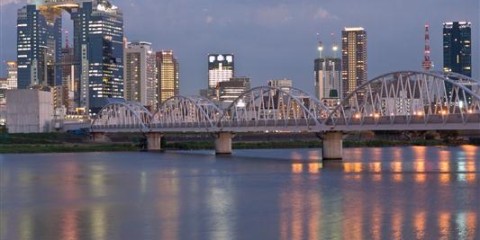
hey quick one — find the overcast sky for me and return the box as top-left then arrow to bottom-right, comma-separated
0,0 -> 478,95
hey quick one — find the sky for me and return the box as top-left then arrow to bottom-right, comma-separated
0,0 -> 479,96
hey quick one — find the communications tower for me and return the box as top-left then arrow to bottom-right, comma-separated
422,24 -> 433,71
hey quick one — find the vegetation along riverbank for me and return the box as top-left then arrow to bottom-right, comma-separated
0,131 -> 478,153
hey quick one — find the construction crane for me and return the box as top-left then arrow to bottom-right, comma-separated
422,23 -> 433,71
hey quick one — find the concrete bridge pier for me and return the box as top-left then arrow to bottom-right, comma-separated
91,132 -> 109,142
215,132 -> 233,154
321,131 -> 343,160
147,132 -> 163,151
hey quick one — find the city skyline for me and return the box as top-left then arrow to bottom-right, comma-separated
0,0 -> 478,97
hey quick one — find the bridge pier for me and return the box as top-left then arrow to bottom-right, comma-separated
91,132 -> 109,142
322,131 -> 343,160
215,132 -> 233,155
147,132 -> 163,151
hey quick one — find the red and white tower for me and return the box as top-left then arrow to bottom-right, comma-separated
422,24 -> 433,71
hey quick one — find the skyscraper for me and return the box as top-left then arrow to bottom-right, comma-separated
217,77 -> 250,106
208,54 -> 234,99
17,0 -> 124,115
315,42 -> 341,100
341,27 -> 367,103
17,4 -> 62,89
61,40 -> 75,112
156,50 -> 179,105
71,0 -> 124,114
443,21 -> 472,77
125,42 -> 156,108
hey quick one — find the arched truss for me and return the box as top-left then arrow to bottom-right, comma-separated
91,101 -> 153,132
151,96 -> 223,130
219,86 -> 330,129
326,71 -> 480,126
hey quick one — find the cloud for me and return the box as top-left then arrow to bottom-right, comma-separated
255,4 -> 293,26
205,15 -> 214,24
313,7 -> 338,20
0,0 -> 22,6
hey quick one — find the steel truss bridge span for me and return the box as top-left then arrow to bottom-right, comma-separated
326,71 -> 480,131
91,71 -> 480,133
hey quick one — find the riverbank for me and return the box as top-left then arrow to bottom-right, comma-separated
0,131 -> 478,153
1,139 -> 475,154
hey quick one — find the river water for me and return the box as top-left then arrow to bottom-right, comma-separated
0,146 -> 479,240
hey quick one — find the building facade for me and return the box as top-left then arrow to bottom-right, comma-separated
217,77 -> 250,106
6,61 -> 18,90
6,89 -> 54,133
314,57 -> 341,100
156,50 -> 179,105
125,42 -> 156,108
341,27 -> 367,104
443,21 -> 472,77
268,78 -> 293,92
208,54 -> 234,99
61,44 -> 76,112
71,0 -> 124,115
17,0 -> 124,115
17,4 -> 62,89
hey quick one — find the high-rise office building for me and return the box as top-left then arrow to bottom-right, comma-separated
17,4 -> 62,89
208,54 -> 234,99
156,50 -> 179,105
443,21 -> 472,77
17,0 -> 124,115
268,78 -> 293,92
6,61 -> 18,90
125,42 -> 156,108
315,57 -> 341,100
61,42 -> 76,112
341,27 -> 367,103
217,77 -> 250,105
71,0 -> 124,114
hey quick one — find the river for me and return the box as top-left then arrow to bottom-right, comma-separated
0,146 -> 479,239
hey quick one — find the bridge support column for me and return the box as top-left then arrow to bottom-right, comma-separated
147,132 -> 163,151
91,132 -> 109,142
322,131 -> 343,160
215,132 -> 233,155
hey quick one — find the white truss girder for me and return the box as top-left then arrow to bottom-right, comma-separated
326,71 -> 480,128
219,86 -> 330,129
151,96 -> 223,130
91,101 -> 153,132
90,71 -> 480,133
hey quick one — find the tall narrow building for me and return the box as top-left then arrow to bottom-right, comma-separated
125,42 -> 157,108
71,0 -> 124,114
17,4 -> 62,89
61,39 -> 76,112
208,54 -> 234,100
156,50 -> 179,105
341,27 -> 367,103
443,21 -> 472,77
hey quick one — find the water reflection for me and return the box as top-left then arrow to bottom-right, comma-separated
157,175 -> 179,240
61,208 -> 78,240
0,146 -> 478,239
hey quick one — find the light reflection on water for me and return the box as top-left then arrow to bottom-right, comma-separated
0,146 -> 479,240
